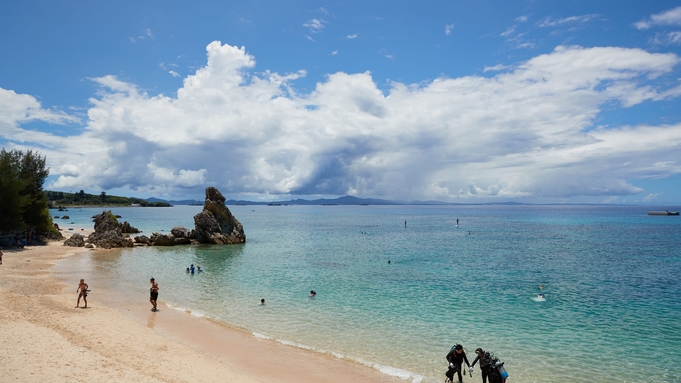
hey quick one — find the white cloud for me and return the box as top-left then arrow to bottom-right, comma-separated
303,19 -> 326,33
129,37 -> 136,43
169,70 -> 180,77
517,42 -> 536,49
643,192 -> 662,202
305,35 -> 316,43
3,42 -> 681,201
320,7 -> 328,15
346,34 -> 358,39
516,15 -> 529,23
634,6 -> 681,30
483,64 -> 510,72
445,24 -> 455,35
500,27 -> 515,37
330,50 -> 338,56
668,31 -> 681,44
145,28 -> 154,39
539,14 -> 599,27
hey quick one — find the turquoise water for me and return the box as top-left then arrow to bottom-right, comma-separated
57,205 -> 681,382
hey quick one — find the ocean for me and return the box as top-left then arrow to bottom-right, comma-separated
54,204 -> 681,382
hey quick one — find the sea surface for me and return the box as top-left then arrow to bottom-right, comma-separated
55,204 -> 681,382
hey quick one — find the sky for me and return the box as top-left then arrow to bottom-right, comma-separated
1,1 -> 681,204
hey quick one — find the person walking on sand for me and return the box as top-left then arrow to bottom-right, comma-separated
471,348 -> 491,383
149,278 -> 159,312
75,279 -> 89,308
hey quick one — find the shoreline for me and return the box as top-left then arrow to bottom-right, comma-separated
0,235 -> 405,383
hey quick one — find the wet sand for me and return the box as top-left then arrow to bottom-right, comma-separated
0,234 -> 403,383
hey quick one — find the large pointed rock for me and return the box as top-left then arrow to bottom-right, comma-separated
193,187 -> 246,244
87,211 -> 134,249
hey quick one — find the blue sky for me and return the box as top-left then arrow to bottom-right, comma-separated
1,1 -> 681,204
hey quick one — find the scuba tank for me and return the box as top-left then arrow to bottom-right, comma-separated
495,361 -> 509,379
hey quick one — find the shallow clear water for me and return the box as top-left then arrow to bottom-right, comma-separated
57,205 -> 681,382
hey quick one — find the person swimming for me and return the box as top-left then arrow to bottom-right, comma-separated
309,290 -> 316,297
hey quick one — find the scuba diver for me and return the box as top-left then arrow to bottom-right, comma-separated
471,348 -> 491,383
445,344 -> 471,383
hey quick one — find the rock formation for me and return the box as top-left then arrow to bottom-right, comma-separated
149,232 -> 175,246
120,221 -> 140,234
193,187 -> 246,244
87,211 -> 134,249
171,226 -> 191,239
64,233 -> 85,247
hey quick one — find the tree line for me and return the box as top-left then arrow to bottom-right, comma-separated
0,149 -> 55,233
46,190 -> 171,207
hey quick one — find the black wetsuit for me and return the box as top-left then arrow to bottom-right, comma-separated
446,349 -> 470,382
471,352 -> 491,383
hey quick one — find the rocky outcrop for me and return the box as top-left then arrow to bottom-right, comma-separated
87,211 -> 134,249
64,233 -> 85,247
174,237 -> 191,245
134,235 -> 150,244
150,232 -> 175,246
120,221 -> 140,234
193,187 -> 246,244
171,226 -> 191,238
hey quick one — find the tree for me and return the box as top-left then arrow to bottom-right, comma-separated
0,149 -> 28,231
19,151 -> 52,232
100,191 -> 107,202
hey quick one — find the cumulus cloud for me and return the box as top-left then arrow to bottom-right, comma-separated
634,6 -> 681,30
643,192 -> 662,202
2,42 -> 681,201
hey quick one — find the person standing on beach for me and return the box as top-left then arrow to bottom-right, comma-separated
446,344 -> 471,383
0,249 -> 3,265
471,348 -> 491,383
75,279 -> 88,308
149,278 -> 159,312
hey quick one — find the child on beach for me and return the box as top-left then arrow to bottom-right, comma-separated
75,279 -> 89,308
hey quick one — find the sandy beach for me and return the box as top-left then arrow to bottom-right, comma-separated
0,234 -> 403,383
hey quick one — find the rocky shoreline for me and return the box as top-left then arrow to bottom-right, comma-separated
63,187 -> 245,249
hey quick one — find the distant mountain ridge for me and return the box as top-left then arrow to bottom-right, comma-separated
147,195 -> 532,206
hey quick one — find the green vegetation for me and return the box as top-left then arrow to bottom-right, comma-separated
0,149 -> 58,234
46,190 -> 172,207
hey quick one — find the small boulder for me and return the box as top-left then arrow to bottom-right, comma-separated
171,226 -> 191,238
134,235 -> 150,244
150,232 -> 175,246
85,243 -> 95,248
61,215 -> 70,219
64,233 -> 85,247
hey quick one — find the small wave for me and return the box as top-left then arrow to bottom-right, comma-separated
249,331 -> 425,382
252,332 -> 272,340
532,296 -> 547,302
164,302 -> 208,318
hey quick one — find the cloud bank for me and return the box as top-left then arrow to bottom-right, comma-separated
1,41 -> 681,201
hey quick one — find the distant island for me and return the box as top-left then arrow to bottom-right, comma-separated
46,190 -> 172,207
